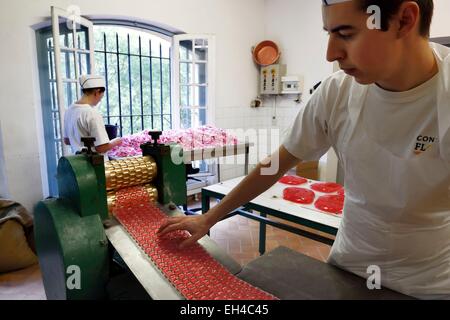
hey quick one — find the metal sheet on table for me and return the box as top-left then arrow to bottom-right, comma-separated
204,176 -> 341,229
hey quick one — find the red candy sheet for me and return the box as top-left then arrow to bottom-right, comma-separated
314,195 -> 345,215
283,187 -> 316,205
310,182 -> 343,194
278,176 -> 308,186
278,176 -> 346,216
114,186 -> 278,300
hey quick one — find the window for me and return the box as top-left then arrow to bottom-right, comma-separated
36,11 -> 216,196
172,35 -> 215,130
36,18 -> 175,196
36,7 -> 95,195
93,25 -> 172,135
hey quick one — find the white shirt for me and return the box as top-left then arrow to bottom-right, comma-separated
64,104 -> 110,155
283,51 -> 450,299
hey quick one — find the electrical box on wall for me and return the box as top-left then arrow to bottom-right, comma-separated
260,64 -> 287,95
281,75 -> 303,94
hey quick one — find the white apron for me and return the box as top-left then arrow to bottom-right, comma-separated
328,43 -> 450,299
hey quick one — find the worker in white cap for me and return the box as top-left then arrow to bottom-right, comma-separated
159,0 -> 450,299
64,74 -> 122,158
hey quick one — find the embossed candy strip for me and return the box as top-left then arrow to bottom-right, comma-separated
114,186 -> 278,300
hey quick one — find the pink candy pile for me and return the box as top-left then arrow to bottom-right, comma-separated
108,125 -> 239,158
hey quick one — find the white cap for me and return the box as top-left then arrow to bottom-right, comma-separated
79,74 -> 106,90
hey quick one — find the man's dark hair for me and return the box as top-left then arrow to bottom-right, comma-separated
359,0 -> 434,37
82,87 -> 106,95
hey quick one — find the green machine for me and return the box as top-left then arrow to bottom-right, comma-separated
34,132 -> 187,300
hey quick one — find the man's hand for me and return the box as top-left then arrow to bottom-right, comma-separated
157,214 -> 216,249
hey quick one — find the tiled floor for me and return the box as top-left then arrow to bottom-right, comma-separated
0,197 -> 333,300
0,263 -> 46,300
209,210 -> 333,266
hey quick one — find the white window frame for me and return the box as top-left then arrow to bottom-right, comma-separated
171,34 -> 215,129
51,6 -> 95,156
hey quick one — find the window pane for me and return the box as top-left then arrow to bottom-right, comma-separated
50,82 -> 58,112
180,85 -> 195,107
78,52 -> 91,76
161,44 -> 170,59
121,116 -> 131,136
196,86 -> 207,107
67,32 -> 74,49
195,47 -> 207,61
59,32 -> 68,49
180,62 -> 193,85
143,115 -> 152,130
55,140 -> 62,161
142,58 -> 151,115
132,116 -> 142,133
151,58 -> 161,115
180,108 -> 191,129
163,115 -> 171,130
131,56 -> 141,116
106,53 -> 119,117
151,41 -> 161,58
180,108 -> 206,129
152,116 -> 162,131
199,108 -> 207,126
61,51 -> 76,79
107,32 -> 118,53
108,116 -> 120,127
195,63 -> 207,85
141,37 -> 150,57
118,32 -> 129,54
179,40 -> 192,60
97,99 -> 107,118
94,30 -> 104,51
129,33 -> 140,56
75,25 -> 89,50
52,111 -> 60,139
195,39 -> 208,47
95,52 -> 104,75
119,55 -> 130,115
48,49 -> 56,80
162,59 -> 171,114
64,82 -> 78,108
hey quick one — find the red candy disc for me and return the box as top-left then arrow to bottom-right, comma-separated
314,195 -> 344,214
311,182 -> 343,193
283,187 -> 315,205
279,176 -> 308,185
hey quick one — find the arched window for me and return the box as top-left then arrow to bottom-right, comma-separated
93,24 -> 172,136
36,20 -> 174,196
36,11 -> 215,196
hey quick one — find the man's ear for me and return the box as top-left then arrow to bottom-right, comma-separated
396,1 -> 420,38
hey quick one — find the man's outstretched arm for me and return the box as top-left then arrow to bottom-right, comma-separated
158,145 -> 301,248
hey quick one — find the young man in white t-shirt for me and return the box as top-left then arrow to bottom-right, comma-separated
159,0 -> 450,299
64,74 -> 122,156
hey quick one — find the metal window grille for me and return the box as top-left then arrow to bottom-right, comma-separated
94,26 -> 172,136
